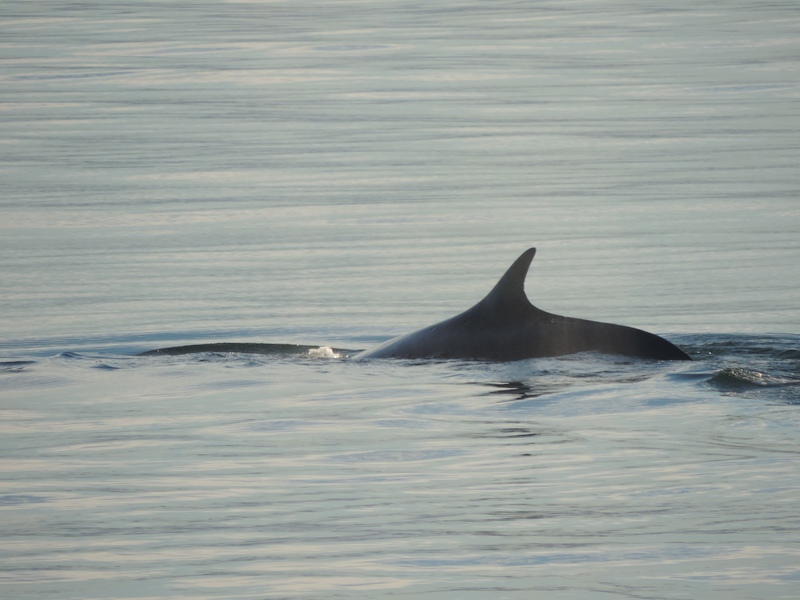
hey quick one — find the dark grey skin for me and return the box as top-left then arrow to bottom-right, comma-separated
353,248 -> 691,362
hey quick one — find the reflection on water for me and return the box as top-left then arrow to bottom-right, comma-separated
482,380 -> 555,401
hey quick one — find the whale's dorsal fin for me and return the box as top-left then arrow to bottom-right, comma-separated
351,246 -> 692,361
478,247 -> 537,314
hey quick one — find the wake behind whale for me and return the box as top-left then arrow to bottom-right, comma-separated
141,248 -> 691,362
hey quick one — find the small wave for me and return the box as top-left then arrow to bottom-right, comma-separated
707,368 -> 800,391
91,363 -> 122,371
0,360 -> 36,372
332,448 -> 464,463
314,44 -> 391,52
0,494 -> 48,506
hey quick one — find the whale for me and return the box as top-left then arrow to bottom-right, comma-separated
140,248 -> 691,361
352,248 -> 691,361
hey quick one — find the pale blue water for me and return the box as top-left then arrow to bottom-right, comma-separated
1,2 -> 800,599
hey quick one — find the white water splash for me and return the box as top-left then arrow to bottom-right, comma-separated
308,346 -> 340,359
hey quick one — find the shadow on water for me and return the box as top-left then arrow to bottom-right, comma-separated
460,349 -> 679,405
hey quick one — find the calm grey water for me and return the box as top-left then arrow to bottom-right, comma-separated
2,2 -> 799,599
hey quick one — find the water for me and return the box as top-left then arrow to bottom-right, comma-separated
1,1 -> 799,598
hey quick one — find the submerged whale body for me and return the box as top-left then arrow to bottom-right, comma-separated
353,248 -> 691,362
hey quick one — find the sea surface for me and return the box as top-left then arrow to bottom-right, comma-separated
2,1 -> 800,599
